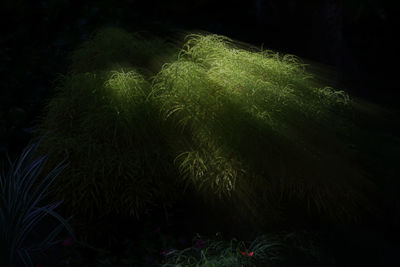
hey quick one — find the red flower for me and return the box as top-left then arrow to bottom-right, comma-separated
240,250 -> 254,256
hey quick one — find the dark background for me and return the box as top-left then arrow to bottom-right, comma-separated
1,0 -> 399,157
0,1 -> 399,265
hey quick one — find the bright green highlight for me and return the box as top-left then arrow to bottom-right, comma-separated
152,33 -> 373,224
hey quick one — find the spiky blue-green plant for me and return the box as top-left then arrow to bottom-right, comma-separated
0,137 -> 75,267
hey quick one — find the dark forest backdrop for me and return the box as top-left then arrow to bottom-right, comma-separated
1,0 -> 398,171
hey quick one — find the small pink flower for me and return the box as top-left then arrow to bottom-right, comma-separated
154,226 -> 161,234
61,236 -> 73,247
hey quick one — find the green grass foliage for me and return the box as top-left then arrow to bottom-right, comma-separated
152,34 -> 376,225
33,28 -> 379,237
34,68 -> 181,222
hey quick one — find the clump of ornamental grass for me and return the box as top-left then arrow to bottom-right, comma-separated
32,68 -> 182,241
32,28 -> 384,243
151,33 -> 377,226
69,26 -> 179,77
0,137 -> 75,267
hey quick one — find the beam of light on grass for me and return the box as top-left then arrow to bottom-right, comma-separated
153,33 -> 378,225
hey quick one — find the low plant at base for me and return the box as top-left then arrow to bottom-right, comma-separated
161,233 -> 282,267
